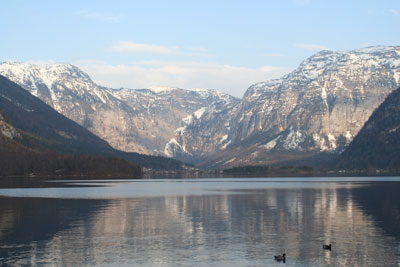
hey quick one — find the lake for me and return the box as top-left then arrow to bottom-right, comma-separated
0,177 -> 399,266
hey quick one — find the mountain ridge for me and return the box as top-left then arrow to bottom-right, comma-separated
0,74 -> 185,171
2,46 -> 400,169
0,75 -> 142,177
169,46 -> 400,168
0,61 -> 239,156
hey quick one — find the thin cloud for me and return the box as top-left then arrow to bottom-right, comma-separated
78,9 -> 122,23
111,41 -> 176,54
110,41 -> 214,57
263,53 -> 285,57
75,60 -> 292,98
294,43 -> 329,51
186,47 -> 214,57
188,47 -> 208,52
388,9 -> 399,15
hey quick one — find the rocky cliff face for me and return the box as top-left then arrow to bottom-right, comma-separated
170,46 -> 400,167
0,62 -> 239,156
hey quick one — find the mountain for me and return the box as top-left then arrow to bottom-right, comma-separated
0,74 -> 183,171
336,87 -> 400,171
2,46 -> 400,170
0,74 -> 113,154
0,62 -> 239,156
169,46 -> 400,168
0,78 -> 141,177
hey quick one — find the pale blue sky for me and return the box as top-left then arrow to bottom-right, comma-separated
2,0 -> 399,97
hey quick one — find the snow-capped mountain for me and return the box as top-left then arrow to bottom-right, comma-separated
169,46 -> 400,167
0,62 -> 239,156
2,46 -> 400,168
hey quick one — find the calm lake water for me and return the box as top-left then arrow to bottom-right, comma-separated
0,177 -> 399,266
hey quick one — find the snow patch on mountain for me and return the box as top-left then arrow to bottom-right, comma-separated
147,86 -> 177,93
283,129 -> 305,150
194,107 -> 206,119
164,138 -> 184,157
263,136 -> 280,150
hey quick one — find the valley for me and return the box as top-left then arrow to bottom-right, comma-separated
1,46 -> 400,173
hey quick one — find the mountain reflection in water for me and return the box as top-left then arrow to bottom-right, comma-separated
0,178 -> 399,266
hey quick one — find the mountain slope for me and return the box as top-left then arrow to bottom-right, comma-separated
170,46 -> 400,168
0,62 -> 239,155
2,46 -> 400,169
0,128 -> 142,178
0,74 -> 112,154
0,75 -> 184,170
336,87 -> 400,170
0,98 -> 141,177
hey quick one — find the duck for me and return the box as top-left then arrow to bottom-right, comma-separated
274,253 -> 286,262
323,244 -> 332,250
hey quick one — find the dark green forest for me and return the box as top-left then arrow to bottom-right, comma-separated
223,165 -> 315,177
0,133 -> 142,177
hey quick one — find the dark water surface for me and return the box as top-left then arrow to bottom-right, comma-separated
0,177 -> 399,266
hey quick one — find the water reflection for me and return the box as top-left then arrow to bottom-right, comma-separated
0,180 -> 399,266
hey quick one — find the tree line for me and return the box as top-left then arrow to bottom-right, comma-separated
0,135 -> 142,178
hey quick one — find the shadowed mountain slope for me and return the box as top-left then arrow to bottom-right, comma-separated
0,75 -> 184,172
337,87 -> 400,171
